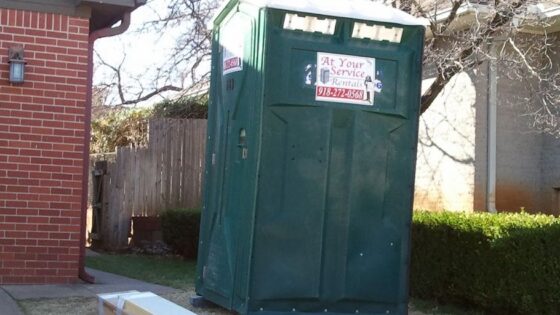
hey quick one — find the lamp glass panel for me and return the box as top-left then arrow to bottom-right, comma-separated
9,62 -> 24,83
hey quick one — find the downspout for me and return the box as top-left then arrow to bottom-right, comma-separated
486,41 -> 497,214
79,12 -> 132,283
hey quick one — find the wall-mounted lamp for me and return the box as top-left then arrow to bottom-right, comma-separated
9,46 -> 26,84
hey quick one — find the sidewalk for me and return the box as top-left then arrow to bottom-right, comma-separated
0,287 -> 24,315
0,268 -> 180,315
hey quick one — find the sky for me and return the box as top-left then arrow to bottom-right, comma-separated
93,0 -> 190,107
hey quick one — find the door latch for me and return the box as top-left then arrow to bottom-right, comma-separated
239,128 -> 248,160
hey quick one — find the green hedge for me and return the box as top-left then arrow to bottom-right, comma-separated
411,211 -> 560,315
160,208 -> 201,259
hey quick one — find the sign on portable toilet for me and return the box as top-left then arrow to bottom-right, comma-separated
196,1 -> 425,315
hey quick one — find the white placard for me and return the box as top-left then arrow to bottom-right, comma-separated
316,52 -> 381,106
221,15 -> 246,75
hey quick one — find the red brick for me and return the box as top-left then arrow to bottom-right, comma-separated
5,200 -> 26,208
3,245 -> 26,252
22,276 -> 46,283
36,268 -> 57,276
16,210 -> 39,219
0,8 -> 89,285
50,232 -> 71,239
18,164 -> 41,172
16,239 -> 37,246
4,216 -> 27,223
3,277 -> 24,283
15,224 -> 38,231
0,239 -> 16,245
27,231 -> 48,239
6,186 -> 28,193
37,224 -> 59,232
26,246 -> 48,254
37,254 -> 57,260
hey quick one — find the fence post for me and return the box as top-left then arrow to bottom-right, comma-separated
90,161 -> 107,250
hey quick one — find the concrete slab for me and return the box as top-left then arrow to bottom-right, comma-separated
0,288 -> 24,315
2,284 -> 92,300
0,268 -> 179,301
85,268 -> 178,295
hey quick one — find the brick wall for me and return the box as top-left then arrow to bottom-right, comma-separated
417,37 -> 560,213
414,71 -> 477,212
0,8 -> 90,284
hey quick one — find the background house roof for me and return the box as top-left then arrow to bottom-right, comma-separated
0,0 -> 146,31
542,0 -> 560,9
417,0 -> 560,11
418,0 -> 560,35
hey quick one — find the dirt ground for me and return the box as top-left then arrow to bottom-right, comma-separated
18,291 -> 441,315
18,291 -> 233,315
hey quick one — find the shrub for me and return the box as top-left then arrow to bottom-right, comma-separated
411,211 -> 560,315
152,95 -> 208,119
91,95 -> 208,154
91,108 -> 151,153
160,208 -> 201,259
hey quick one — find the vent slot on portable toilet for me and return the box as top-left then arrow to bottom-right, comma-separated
283,13 -> 337,35
352,22 -> 403,43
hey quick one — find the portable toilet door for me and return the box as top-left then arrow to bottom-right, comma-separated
196,2 -> 261,310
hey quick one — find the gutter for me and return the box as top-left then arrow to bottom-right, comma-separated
79,12 -> 132,284
428,3 -> 478,22
486,42 -> 497,214
528,4 -> 560,18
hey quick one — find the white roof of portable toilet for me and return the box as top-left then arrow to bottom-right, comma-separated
214,0 -> 427,26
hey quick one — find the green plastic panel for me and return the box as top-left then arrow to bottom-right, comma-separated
197,2 -> 425,315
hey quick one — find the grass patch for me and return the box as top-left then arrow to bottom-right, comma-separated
410,299 -> 485,315
86,254 -> 196,291
18,292 -> 234,315
19,297 -> 97,315
85,254 -> 482,315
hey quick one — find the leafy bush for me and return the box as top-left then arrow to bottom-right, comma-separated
411,211 -> 560,315
152,95 -> 208,119
160,208 -> 201,259
91,108 -> 151,153
91,95 -> 208,154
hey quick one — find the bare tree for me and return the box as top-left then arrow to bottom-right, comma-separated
410,0 -> 560,135
94,0 -> 560,134
94,0 -> 219,106
501,32 -> 560,134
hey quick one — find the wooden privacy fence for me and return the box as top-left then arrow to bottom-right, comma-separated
90,119 -> 207,250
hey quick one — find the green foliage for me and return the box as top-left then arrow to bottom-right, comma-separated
90,108 -> 152,153
152,95 -> 208,119
411,298 -> 484,315
90,95 -> 208,154
411,211 -> 560,315
160,208 -> 201,259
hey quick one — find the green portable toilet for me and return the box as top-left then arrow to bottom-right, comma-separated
196,1 -> 425,314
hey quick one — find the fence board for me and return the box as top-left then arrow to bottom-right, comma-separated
89,119 -> 208,250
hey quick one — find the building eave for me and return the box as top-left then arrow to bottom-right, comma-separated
0,0 -> 146,32
0,0 -> 91,18
78,0 -> 146,32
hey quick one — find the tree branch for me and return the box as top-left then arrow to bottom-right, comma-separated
420,0 -> 529,114
118,85 -> 183,106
